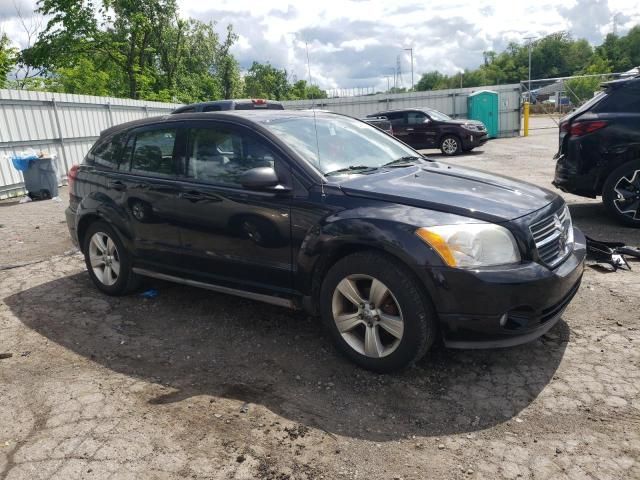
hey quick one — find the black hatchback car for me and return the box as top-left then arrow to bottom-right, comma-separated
66,111 -> 585,372
553,75 -> 640,227
367,108 -> 488,155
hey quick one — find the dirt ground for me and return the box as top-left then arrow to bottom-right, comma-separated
0,116 -> 639,480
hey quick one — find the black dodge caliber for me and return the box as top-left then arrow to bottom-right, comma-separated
66,110 -> 585,372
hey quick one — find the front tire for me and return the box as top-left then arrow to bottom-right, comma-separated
440,135 -> 462,156
83,221 -> 140,295
602,160 -> 640,228
320,251 -> 436,372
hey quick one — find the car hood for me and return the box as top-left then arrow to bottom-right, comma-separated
338,163 -> 557,223
445,119 -> 484,127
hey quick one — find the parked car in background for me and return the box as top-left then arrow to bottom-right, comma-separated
66,110 -> 585,372
553,75 -> 640,227
366,108 -> 488,155
172,99 -> 284,113
362,116 -> 393,135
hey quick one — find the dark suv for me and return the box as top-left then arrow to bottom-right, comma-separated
66,111 -> 585,372
367,108 -> 488,155
172,98 -> 284,114
553,75 -> 640,226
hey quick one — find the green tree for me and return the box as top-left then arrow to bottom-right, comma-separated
416,71 -> 446,91
288,79 -> 327,99
565,55 -> 612,104
243,61 -> 290,100
0,33 -> 17,87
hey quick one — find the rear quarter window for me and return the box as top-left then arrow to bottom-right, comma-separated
85,133 -> 125,169
594,83 -> 640,113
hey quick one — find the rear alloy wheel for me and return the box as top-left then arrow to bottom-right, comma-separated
440,135 -> 461,156
88,232 -> 120,286
603,160 -> 640,228
320,251 -> 436,372
83,221 -> 140,295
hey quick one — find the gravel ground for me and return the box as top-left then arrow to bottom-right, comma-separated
0,116 -> 639,480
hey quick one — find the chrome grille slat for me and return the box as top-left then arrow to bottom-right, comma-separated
530,206 -> 573,268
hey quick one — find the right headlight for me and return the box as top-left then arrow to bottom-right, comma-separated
416,224 -> 521,268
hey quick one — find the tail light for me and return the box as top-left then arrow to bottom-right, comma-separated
252,99 -> 267,105
68,164 -> 79,195
559,121 -> 569,133
569,120 -> 607,137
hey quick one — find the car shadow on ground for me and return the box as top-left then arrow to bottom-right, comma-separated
5,272 -> 569,442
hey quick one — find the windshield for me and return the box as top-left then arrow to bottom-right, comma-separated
257,114 -> 419,175
425,109 -> 452,121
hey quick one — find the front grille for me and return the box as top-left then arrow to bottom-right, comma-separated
530,206 -> 573,268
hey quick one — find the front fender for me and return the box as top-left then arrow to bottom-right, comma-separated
294,202 -> 478,304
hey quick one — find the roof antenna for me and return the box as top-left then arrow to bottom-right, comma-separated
305,40 -> 325,197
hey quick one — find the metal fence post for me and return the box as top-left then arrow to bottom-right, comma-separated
451,93 -> 457,118
107,102 -> 114,126
144,105 -> 150,118
51,98 -> 69,172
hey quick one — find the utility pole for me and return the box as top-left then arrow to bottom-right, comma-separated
524,36 -> 536,100
612,12 -> 621,36
404,47 -> 414,91
384,75 -> 391,92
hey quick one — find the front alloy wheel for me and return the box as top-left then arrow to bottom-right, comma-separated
440,135 -> 461,156
332,274 -> 404,358
320,251 -> 436,372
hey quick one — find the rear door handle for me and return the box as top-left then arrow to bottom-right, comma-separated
108,180 -> 126,191
406,128 -> 414,131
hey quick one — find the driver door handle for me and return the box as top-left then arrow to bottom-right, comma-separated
179,191 -> 204,202
406,128 -> 414,131
108,180 -> 126,191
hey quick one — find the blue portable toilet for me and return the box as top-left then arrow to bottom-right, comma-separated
467,90 -> 499,138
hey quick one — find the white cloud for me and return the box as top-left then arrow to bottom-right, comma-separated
2,0 -> 640,90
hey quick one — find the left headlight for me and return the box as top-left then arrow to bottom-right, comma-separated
416,224 -> 521,268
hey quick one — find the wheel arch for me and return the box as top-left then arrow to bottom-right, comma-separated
302,239 -> 438,317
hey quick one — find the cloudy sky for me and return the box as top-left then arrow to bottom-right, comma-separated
2,0 -> 639,90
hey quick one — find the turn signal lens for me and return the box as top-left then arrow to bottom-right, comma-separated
416,228 -> 457,266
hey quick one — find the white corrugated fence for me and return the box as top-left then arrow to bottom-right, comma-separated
0,89 -> 180,199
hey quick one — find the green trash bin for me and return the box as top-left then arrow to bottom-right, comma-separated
467,90 -> 499,138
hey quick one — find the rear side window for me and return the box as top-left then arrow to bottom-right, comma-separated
594,83 -> 640,113
86,133 -> 125,169
385,112 -> 406,126
128,128 -> 178,177
202,104 -> 223,112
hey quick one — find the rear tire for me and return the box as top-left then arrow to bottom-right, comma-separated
602,159 -> 640,228
440,135 -> 462,156
320,251 -> 436,372
82,221 -> 141,295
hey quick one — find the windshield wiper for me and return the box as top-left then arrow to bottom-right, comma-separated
381,156 -> 424,168
325,165 -> 378,176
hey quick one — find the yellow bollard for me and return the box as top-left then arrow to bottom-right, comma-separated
523,101 -> 530,137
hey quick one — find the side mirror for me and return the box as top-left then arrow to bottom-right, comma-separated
239,167 -> 287,191
422,118 -> 431,124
